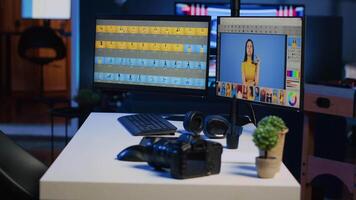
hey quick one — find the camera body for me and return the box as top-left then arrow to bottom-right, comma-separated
145,134 -> 223,179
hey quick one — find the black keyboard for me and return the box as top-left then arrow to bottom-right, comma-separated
118,114 -> 177,136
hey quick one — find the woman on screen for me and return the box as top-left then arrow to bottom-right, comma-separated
241,39 -> 260,86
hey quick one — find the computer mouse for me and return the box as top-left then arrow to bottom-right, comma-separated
117,145 -> 147,162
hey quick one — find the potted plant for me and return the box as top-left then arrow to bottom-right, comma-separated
257,116 -> 288,171
253,125 -> 280,178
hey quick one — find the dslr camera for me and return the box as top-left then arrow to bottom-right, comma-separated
118,134 -> 223,179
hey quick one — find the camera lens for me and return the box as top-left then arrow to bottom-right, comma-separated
147,139 -> 177,169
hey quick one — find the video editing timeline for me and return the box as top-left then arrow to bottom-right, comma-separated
94,19 -> 210,90
217,18 -> 303,109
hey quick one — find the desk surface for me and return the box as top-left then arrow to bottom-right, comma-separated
40,113 -> 300,200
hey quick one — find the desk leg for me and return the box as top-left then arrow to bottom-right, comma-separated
301,112 -> 315,200
51,115 -> 54,162
65,117 -> 68,145
5,35 -> 12,96
354,171 -> 356,200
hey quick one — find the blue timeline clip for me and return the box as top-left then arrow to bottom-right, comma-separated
95,72 -> 205,87
95,56 -> 206,70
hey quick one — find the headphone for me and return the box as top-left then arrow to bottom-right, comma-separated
183,111 -> 231,139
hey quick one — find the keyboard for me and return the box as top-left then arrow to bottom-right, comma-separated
118,114 -> 177,136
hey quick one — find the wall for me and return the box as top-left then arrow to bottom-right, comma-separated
339,1 -> 356,63
0,0 -> 71,96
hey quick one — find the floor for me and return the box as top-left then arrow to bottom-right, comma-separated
0,123 -> 78,165
0,96 -> 78,165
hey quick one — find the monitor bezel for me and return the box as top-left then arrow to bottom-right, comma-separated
216,16 -> 305,112
21,0 -> 72,20
93,15 -> 211,97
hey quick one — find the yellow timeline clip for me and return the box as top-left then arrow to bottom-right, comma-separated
197,28 -> 208,36
128,26 -> 139,34
173,43 -> 184,52
95,41 -> 106,48
149,26 -> 161,35
128,42 -> 138,50
162,43 -> 172,51
184,27 -> 196,36
117,41 -> 127,50
139,26 -> 149,34
140,42 -> 150,51
160,27 -> 171,35
117,26 -> 128,34
96,25 -> 105,33
173,27 -> 184,35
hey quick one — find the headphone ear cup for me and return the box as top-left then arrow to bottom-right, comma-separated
183,111 -> 204,134
203,115 -> 231,139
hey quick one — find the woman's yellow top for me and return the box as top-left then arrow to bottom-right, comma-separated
242,58 -> 257,84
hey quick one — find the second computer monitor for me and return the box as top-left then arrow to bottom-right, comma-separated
217,17 -> 303,110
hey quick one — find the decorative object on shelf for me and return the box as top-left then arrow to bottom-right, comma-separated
73,89 -> 101,111
257,115 -> 288,171
253,115 -> 288,178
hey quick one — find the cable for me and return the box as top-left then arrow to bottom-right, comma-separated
248,103 -> 257,126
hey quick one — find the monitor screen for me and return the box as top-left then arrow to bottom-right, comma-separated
22,0 -> 71,19
217,17 -> 303,110
94,16 -> 211,96
175,3 -> 304,78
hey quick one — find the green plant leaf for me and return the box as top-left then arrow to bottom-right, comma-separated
252,125 -> 279,151
257,115 -> 287,132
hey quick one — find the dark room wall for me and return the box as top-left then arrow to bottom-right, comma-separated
338,1 -> 356,63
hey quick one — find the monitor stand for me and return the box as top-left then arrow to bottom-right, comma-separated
226,95 -> 243,149
230,0 -> 241,17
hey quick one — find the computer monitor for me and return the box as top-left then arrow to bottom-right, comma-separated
175,3 -> 305,78
93,16 -> 211,96
216,17 -> 304,110
21,0 -> 71,19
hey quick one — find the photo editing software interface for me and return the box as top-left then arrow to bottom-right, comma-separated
94,18 -> 210,91
217,18 -> 303,109
175,3 -> 304,77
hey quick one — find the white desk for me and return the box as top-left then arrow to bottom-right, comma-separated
40,113 -> 300,200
